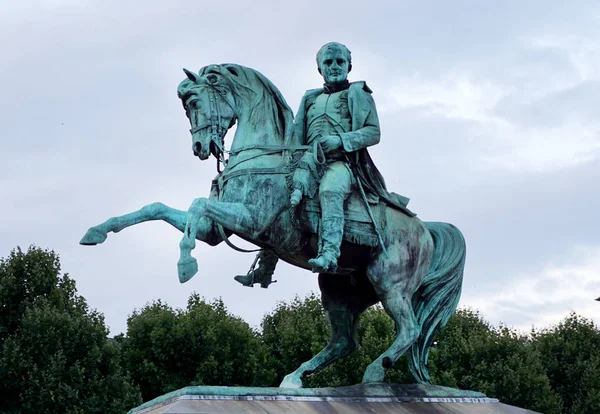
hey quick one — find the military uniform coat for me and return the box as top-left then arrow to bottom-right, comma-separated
292,81 -> 415,216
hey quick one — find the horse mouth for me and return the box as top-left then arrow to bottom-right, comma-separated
193,141 -> 211,160
197,150 -> 210,160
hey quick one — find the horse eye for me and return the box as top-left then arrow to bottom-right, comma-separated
207,74 -> 218,84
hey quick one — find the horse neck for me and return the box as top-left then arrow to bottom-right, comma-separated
230,111 -> 284,152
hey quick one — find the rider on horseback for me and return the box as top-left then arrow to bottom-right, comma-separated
235,42 -> 413,286
292,41 -> 378,273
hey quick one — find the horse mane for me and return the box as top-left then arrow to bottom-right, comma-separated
198,64 -> 294,143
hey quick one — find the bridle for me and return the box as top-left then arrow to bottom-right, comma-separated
188,80 -> 236,172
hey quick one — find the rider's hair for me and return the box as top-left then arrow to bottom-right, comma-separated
316,42 -> 352,73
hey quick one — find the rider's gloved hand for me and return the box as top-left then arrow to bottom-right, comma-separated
319,135 -> 342,153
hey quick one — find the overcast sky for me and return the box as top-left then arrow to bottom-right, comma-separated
1,1 -> 599,336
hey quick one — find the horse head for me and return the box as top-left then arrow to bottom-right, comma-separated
177,67 -> 237,161
178,64 -> 294,162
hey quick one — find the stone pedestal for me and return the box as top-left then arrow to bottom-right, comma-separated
128,383 -> 539,414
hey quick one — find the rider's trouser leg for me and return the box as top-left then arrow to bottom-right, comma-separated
308,161 -> 351,273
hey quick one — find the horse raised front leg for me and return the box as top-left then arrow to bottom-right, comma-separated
81,201 -> 221,251
80,202 -> 188,245
178,198 -> 256,283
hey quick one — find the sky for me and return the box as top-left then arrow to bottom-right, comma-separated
1,0 -> 599,336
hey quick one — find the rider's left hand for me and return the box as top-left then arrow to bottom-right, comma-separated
319,135 -> 342,153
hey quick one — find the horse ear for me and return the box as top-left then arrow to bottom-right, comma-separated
183,68 -> 199,83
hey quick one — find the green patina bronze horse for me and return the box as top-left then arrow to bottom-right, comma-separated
80,63 -> 466,387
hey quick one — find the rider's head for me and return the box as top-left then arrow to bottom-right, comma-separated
316,42 -> 352,85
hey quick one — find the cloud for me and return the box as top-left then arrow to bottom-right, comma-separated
382,28 -> 600,175
466,245 -> 600,331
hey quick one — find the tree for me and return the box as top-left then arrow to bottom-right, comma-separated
0,245 -> 82,342
533,312 -> 600,414
431,308 -> 562,414
119,293 -> 275,401
0,246 -> 141,413
261,293 -> 329,385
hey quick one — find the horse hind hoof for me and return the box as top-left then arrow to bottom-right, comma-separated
178,257 -> 198,283
362,362 -> 386,384
80,228 -> 107,246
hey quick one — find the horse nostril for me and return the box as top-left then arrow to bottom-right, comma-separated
193,142 -> 202,155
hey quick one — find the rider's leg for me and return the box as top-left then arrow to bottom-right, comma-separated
308,162 -> 351,273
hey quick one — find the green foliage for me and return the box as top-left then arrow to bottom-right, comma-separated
119,293 -> 275,401
0,246 -> 84,342
533,312 -> 600,414
0,246 -> 140,414
430,308 -> 562,413
261,293 -> 329,384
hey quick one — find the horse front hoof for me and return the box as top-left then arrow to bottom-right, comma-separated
279,374 -> 303,389
80,228 -> 107,245
178,257 -> 198,283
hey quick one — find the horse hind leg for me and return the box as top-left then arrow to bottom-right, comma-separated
280,272 -> 377,388
361,288 -> 420,383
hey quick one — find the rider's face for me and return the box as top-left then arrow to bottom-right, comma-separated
318,49 -> 350,85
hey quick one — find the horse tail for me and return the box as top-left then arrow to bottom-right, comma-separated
407,221 -> 466,384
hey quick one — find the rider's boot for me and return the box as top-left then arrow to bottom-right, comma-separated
234,250 -> 279,288
308,191 -> 345,273
234,270 -> 257,287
